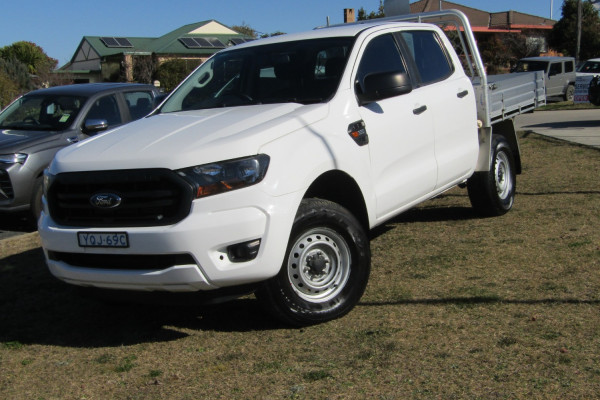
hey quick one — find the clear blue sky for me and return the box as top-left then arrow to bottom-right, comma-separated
1,0 -> 563,67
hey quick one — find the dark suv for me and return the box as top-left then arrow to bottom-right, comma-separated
0,83 -> 163,219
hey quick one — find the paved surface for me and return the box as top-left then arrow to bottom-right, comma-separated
1,109 -> 599,245
515,109 -> 600,149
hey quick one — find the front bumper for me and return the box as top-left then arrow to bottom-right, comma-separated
39,188 -> 299,292
0,164 -> 35,212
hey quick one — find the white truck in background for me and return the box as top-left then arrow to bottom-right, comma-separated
39,10 -> 545,325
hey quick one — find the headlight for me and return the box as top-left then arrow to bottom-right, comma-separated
177,154 -> 270,198
0,153 -> 28,165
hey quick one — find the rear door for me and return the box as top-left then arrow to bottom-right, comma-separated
398,29 -> 478,188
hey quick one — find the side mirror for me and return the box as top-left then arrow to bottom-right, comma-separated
357,71 -> 413,106
83,119 -> 108,135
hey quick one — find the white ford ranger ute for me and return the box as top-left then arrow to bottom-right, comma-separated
39,10 -> 545,325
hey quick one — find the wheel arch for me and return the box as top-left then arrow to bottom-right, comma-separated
491,119 -> 522,174
303,170 -> 369,231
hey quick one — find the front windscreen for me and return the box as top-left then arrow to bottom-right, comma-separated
0,94 -> 87,131
578,61 -> 600,74
161,37 -> 354,112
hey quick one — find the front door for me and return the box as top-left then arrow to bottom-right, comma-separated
354,32 -> 437,221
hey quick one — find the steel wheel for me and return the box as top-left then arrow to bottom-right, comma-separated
287,228 -> 351,303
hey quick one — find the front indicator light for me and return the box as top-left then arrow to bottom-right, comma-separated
178,154 -> 270,199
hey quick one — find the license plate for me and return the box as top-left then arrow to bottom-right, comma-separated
77,232 -> 129,248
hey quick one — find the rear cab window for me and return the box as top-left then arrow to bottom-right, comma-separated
124,91 -> 155,120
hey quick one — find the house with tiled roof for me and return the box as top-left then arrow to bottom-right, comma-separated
59,20 -> 252,84
407,0 -> 558,69
410,1 -> 555,35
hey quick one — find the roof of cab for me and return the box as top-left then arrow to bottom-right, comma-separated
229,20 -> 434,49
25,83 -> 157,97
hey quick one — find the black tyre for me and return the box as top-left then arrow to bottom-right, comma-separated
467,135 -> 516,217
564,84 -> 575,102
256,198 -> 370,326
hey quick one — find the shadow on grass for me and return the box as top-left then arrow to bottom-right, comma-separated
359,297 -> 600,307
0,249 -> 282,349
371,205 -> 477,239
2,247 -> 598,349
0,204 -> 486,347
0,211 -> 36,235
519,190 -> 600,196
521,120 -> 600,129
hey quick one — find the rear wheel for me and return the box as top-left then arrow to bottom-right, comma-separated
256,198 -> 370,326
564,84 -> 575,102
467,135 -> 516,216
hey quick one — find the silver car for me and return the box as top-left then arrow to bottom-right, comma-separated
514,56 -> 576,101
0,83 -> 162,219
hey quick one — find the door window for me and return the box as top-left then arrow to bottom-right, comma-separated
564,61 -> 574,73
400,30 -> 454,85
355,34 -> 406,94
549,62 -> 562,76
85,94 -> 122,127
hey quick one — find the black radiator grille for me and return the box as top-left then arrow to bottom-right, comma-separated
0,169 -> 14,200
47,169 -> 194,227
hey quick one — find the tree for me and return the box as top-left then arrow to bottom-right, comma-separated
502,34 -> 543,60
358,0 -> 385,20
0,41 -> 57,76
232,23 -> 286,39
155,59 -> 201,92
133,55 -> 157,84
0,70 -> 19,109
260,31 -> 286,38
477,34 -> 512,73
0,57 -> 32,107
548,0 -> 600,61
232,23 -> 258,39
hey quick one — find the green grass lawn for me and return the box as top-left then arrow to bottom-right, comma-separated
1,132 -> 599,399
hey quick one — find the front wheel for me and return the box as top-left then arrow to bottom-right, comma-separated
467,135 -> 516,217
256,198 -> 370,326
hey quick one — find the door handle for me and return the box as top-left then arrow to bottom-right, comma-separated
67,136 -> 79,143
413,105 -> 427,115
457,90 -> 469,98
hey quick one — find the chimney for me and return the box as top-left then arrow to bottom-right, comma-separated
344,8 -> 355,23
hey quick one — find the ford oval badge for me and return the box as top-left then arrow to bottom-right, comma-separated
90,193 -> 122,209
